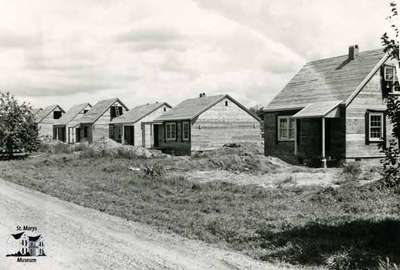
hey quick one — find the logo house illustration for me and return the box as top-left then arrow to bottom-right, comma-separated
6,231 -> 46,258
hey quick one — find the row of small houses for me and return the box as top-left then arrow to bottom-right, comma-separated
33,45 -> 400,167
33,94 -> 262,156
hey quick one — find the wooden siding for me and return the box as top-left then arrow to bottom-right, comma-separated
191,97 -> 261,151
66,104 -> 92,144
264,110 -> 298,163
110,104 -> 170,148
264,108 -> 345,164
92,100 -> 128,143
345,70 -> 390,158
157,120 -> 191,155
38,107 -> 64,137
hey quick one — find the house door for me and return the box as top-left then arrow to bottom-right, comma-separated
124,126 -> 135,145
154,125 -> 159,147
76,128 -> 81,142
325,119 -> 332,154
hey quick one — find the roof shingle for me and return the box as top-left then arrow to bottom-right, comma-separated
155,95 -> 226,121
265,49 -> 386,111
79,98 -> 127,124
111,102 -> 170,124
54,103 -> 91,126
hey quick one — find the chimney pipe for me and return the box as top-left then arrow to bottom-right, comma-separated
349,45 -> 359,60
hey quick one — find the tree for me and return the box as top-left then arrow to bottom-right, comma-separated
0,92 -> 39,159
379,1 -> 400,186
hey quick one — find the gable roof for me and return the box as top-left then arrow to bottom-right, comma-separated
79,98 -> 128,124
35,105 -> 65,123
155,94 -> 260,122
265,49 -> 388,111
54,103 -> 91,126
111,102 -> 171,124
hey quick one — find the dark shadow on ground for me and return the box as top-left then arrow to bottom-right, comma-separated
257,218 -> 400,269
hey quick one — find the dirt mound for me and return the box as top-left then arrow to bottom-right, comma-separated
88,137 -> 167,159
169,143 -> 309,174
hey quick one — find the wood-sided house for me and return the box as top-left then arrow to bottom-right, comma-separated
53,103 -> 92,143
153,94 -> 261,155
263,45 -> 398,167
34,105 -> 65,138
77,98 -> 128,143
110,102 -> 171,147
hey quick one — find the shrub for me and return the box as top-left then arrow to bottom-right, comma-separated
378,258 -> 399,270
326,251 -> 352,270
143,162 -> 166,179
341,162 -> 362,183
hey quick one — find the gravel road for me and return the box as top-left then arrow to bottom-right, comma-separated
0,178 -> 289,270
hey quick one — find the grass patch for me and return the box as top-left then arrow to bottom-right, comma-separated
0,153 -> 399,269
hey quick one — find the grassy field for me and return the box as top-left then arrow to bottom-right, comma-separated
1,150 -> 400,269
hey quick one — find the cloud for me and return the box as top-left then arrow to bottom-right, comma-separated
0,0 -> 392,110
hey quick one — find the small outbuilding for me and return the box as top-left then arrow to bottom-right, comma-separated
53,103 -> 92,143
153,93 -> 261,155
110,102 -> 171,147
78,98 -> 128,143
34,105 -> 65,138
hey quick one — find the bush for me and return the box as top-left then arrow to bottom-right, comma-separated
378,258 -> 399,270
143,162 -> 166,179
341,162 -> 362,183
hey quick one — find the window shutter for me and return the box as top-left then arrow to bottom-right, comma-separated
164,123 -> 166,142
110,106 -> 116,119
176,122 -> 179,142
383,113 -> 387,149
365,111 -> 370,145
275,115 -> 278,143
189,121 -> 191,143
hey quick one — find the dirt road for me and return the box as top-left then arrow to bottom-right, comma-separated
0,179 -> 290,270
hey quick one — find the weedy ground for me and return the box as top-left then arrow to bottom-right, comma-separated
0,144 -> 399,270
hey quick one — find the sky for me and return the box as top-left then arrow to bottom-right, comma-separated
0,0 -> 394,110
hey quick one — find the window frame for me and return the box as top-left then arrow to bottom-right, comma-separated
165,122 -> 176,141
368,112 -> 384,142
182,121 -> 190,141
384,65 -> 395,82
277,116 -> 296,142
53,111 -> 62,119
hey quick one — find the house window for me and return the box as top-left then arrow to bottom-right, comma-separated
83,109 -> 89,114
83,126 -> 88,138
368,113 -> 384,141
166,122 -> 176,140
53,111 -> 62,119
277,116 -> 296,141
225,101 -> 229,106
163,107 -> 167,112
182,122 -> 190,141
384,66 -> 395,82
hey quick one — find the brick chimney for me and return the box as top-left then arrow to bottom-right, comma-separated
348,45 -> 359,60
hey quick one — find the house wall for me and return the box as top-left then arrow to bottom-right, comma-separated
345,70 -> 392,159
264,108 -> 346,165
78,124 -> 93,143
191,98 -> 260,151
264,110 -> 298,163
92,101 -> 128,143
157,120 -> 191,155
67,104 -> 92,144
38,107 -> 64,138
135,105 -> 170,147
